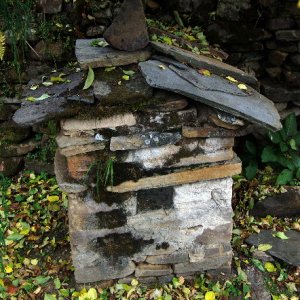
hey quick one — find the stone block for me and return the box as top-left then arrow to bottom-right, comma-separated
276,30 -> 300,42
66,153 -> 96,180
0,139 -> 38,157
146,253 -> 189,264
38,0 -> 62,14
56,133 -> 106,148
0,157 -> 23,176
60,143 -> 106,157
135,263 -> 173,277
75,39 -> 151,70
0,121 -> 31,143
267,17 -> 295,30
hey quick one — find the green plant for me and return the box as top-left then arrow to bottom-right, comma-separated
242,113 -> 300,185
261,113 -> 300,185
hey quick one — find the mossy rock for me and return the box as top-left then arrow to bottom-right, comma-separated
0,104 -> 19,121
0,121 -> 31,143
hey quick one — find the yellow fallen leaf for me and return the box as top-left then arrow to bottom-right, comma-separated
30,84 -> 39,90
258,243 -> 272,251
264,262 -> 276,272
226,76 -> 238,83
31,259 -> 38,266
205,291 -> 216,300
5,265 -> 13,273
199,69 -> 211,76
238,83 -> 247,90
47,195 -> 59,202
86,288 -> 97,299
122,75 -> 130,81
0,279 -> 4,286
131,279 -> 139,286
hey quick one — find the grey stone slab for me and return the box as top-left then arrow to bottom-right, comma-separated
246,230 -> 300,267
150,42 -> 258,88
75,39 -> 151,70
146,253 -> 189,264
139,60 -> 282,131
276,30 -> 300,41
135,263 -> 173,277
250,187 -> 300,217
110,132 -> 182,151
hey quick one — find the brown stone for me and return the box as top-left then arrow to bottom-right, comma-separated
31,40 -> 64,61
60,143 -> 106,157
103,0 -> 149,51
0,139 -> 38,157
67,153 -> 96,181
0,157 -> 23,176
135,263 -> 173,277
37,0 -> 62,14
268,50 -> 288,66
107,157 -> 241,193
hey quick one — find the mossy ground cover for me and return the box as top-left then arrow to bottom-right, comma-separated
0,170 -> 299,300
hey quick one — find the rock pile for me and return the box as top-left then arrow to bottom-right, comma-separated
52,39 -> 281,283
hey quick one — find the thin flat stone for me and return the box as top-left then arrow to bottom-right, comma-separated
107,157 -> 241,193
150,42 -> 258,88
60,143 -> 106,157
246,230 -> 300,267
139,60 -> 282,131
75,39 -> 151,70
110,132 -> 182,151
103,0 -> 149,51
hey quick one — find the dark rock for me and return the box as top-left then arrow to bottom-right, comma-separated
31,40 -> 64,61
139,59 -> 282,131
0,104 -> 18,121
0,139 -> 38,158
278,42 -> 298,53
137,187 -> 174,213
151,42 -> 258,89
228,42 -> 264,52
280,107 -> 300,119
86,25 -> 106,37
25,158 -> 55,175
267,17 -> 295,30
93,67 -> 153,106
94,210 -> 127,229
266,67 -> 282,79
103,0 -> 149,51
0,121 -> 31,143
37,0 -> 62,14
75,39 -> 151,70
246,230 -> 300,267
283,70 -> 300,88
245,266 -> 271,300
216,0 -> 251,21
274,102 -> 287,112
268,50 -> 288,66
276,30 -> 300,41
265,40 -> 277,50
0,157 -> 23,176
67,88 -> 95,104
251,187 -> 300,217
290,53 -> 300,66
262,80 -> 300,102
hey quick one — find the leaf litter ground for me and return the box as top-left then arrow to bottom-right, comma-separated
0,170 -> 299,300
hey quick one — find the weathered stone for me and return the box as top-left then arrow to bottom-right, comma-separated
252,250 -> 274,263
0,139 -> 38,157
266,67 -> 282,79
290,54 -> 300,66
216,0 -> 251,21
262,81 -> 300,103
267,17 -> 295,30
0,121 -> 31,143
0,157 -> 23,176
135,264 -> 172,277
174,253 -> 232,274
209,111 -> 245,130
146,253 -> 189,264
107,157 -> 241,193
61,114 -> 137,131
276,30 -> 300,42
250,187 -> 300,217
66,153 -> 95,181
0,97 -> 21,104
74,260 -> 136,283
56,133 -> 106,149
75,39 -> 151,69
246,230 -> 300,267
283,70 -> 300,88
38,0 -> 62,13
245,266 -> 271,300
139,59 -> 281,131
13,97 -> 68,126
24,159 -> 54,175
274,102 -> 288,112
103,0 -> 149,51
137,275 -> 173,285
110,132 -> 182,151
67,88 -> 95,104
182,125 -> 254,138
31,40 -> 64,61
93,68 -> 153,106
86,25 -> 106,37
60,143 -> 106,157
54,151 -> 88,194
0,104 -> 18,121
268,50 -> 288,66
150,42 -> 258,88
280,107 -> 300,119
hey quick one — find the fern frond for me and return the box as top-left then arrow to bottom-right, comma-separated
0,31 -> 6,61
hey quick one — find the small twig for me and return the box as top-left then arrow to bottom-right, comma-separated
25,40 -> 40,58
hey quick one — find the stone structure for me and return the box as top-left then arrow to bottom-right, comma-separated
49,39 -> 281,283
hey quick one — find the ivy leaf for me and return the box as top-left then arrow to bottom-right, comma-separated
245,160 -> 258,180
264,262 -> 276,272
238,83 -> 247,90
273,231 -> 289,239
261,145 -> 277,163
226,76 -> 238,83
54,278 -> 61,289
252,259 -> 265,272
284,113 -> 297,137
268,131 -> 282,144
276,169 -> 293,185
258,244 -> 272,251
122,75 -> 130,81
289,138 -> 297,150
279,141 -> 289,153
83,67 -> 94,90
6,233 -> 24,241
122,70 -> 135,76
44,294 -> 57,300
245,140 -> 256,155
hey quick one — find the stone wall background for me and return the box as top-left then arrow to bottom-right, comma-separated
1,0 -> 300,176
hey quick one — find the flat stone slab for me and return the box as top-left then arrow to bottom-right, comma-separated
75,39 -> 151,70
246,230 -> 300,267
139,59 -> 282,131
150,42 -> 258,88
250,187 -> 300,217
107,157 -> 241,193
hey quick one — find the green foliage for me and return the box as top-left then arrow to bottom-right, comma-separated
242,113 -> 300,185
